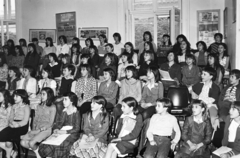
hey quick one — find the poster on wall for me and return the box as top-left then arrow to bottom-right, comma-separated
29,29 -> 56,43
56,12 -> 76,44
78,27 -> 108,40
197,10 -> 220,47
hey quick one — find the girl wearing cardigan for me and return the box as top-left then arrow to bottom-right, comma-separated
105,97 -> 143,158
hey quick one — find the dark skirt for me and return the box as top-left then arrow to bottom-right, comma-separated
115,141 -> 136,155
0,123 -> 29,142
38,134 -> 78,158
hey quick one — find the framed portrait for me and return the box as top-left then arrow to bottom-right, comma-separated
78,27 -> 108,40
197,10 -> 220,47
224,8 -> 228,39
29,29 -> 56,43
56,12 -> 76,44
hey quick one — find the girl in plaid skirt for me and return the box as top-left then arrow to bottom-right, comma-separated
70,96 -> 109,158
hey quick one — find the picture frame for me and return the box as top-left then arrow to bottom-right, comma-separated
78,27 -> 108,40
197,9 -> 220,47
224,7 -> 228,39
56,12 -> 76,44
29,29 -> 56,43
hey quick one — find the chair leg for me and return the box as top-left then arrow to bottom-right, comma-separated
24,148 -> 29,158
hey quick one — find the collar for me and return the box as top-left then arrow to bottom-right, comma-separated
63,106 -> 77,115
49,62 -> 58,67
193,116 -> 203,123
201,81 -> 213,89
120,112 -> 136,119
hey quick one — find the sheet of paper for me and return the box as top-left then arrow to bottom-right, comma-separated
42,134 -> 70,146
213,146 -> 232,156
159,69 -> 174,81
76,134 -> 99,149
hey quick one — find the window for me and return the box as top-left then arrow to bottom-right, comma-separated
0,0 -> 16,46
127,0 -> 180,48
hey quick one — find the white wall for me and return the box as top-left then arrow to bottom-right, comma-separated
182,0 -> 225,49
16,0 -> 125,48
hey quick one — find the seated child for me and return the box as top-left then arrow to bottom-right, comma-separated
38,92 -> 81,158
175,100 -> 213,158
181,54 -> 200,87
17,65 -> 38,98
219,69 -> 240,122
58,64 -> 76,96
140,66 -> 164,110
70,96 -> 109,158
117,52 -> 134,80
20,87 -> 56,157
212,101 -> 240,158
191,67 -> 220,131
105,97 -> 143,158
144,98 -> 181,158
7,66 -> 20,94
98,68 -> 119,109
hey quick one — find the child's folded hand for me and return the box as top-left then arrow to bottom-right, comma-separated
87,135 -> 95,142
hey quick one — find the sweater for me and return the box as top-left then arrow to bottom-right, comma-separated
160,62 -> 182,82
141,82 -> 164,104
119,79 -> 142,103
181,65 -> 200,86
98,81 -> 119,105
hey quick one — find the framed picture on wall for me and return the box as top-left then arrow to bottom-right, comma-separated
29,29 -> 56,43
197,9 -> 220,47
56,12 -> 76,44
78,27 -> 108,40
224,8 -> 228,39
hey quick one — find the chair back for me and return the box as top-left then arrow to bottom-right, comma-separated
141,106 -> 156,121
167,86 -> 189,109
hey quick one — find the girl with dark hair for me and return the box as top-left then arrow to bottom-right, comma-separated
8,45 -> 25,68
140,66 -> 164,109
113,32 -> 124,56
139,50 -> 157,81
139,41 -> 158,66
56,35 -> 70,56
0,89 -> 30,158
98,68 -> 119,109
207,53 -> 224,87
181,54 -> 200,87
17,65 -> 38,97
38,92 -> 80,158
89,45 -> 100,77
98,53 -> 117,81
158,34 -> 173,64
19,38 -> 28,56
7,39 -> 15,56
137,31 -> 157,59
20,87 -> 56,153
72,37 -> 82,53
118,52 -> 134,80
98,34 -> 108,61
194,41 -> 208,67
0,55 -> 8,89
82,38 -> 94,54
207,33 -> 224,54
160,51 -> 181,90
124,42 -> 138,66
46,53 -> 61,79
75,64 -> 97,115
218,43 -> 230,74
217,101 -> 240,157
24,43 -> 40,72
7,66 -> 20,93
177,39 -> 192,67
175,100 -> 213,158
43,37 -> 56,55
70,96 -> 110,158
105,97 -> 143,158
71,44 -> 81,77
38,67 -> 57,95
172,34 -> 188,54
